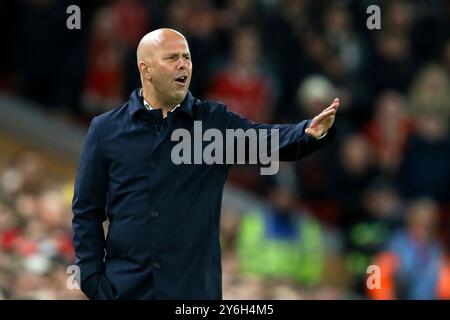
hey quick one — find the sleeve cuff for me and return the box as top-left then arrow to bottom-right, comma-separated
314,131 -> 328,140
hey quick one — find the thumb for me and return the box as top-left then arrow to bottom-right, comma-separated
305,127 -> 315,136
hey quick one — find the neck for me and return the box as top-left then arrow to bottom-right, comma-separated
142,86 -> 178,118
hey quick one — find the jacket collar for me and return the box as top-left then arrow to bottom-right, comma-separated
128,88 -> 195,120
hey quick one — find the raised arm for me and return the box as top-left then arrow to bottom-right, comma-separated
222,98 -> 339,163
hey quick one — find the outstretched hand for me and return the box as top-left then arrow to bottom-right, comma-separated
305,98 -> 340,139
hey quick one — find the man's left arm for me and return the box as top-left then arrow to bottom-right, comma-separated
222,98 -> 339,161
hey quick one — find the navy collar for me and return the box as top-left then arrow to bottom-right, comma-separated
128,88 -> 195,120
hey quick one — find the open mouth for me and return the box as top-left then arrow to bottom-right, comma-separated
174,75 -> 188,85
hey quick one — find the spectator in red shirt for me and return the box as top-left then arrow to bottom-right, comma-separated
205,26 -> 275,123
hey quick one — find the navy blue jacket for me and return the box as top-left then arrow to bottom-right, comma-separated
72,88 -> 336,299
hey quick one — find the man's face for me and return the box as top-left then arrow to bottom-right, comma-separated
148,38 -> 192,105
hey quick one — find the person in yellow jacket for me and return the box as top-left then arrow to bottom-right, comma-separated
236,180 -> 325,287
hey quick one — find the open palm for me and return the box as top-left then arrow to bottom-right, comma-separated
305,98 -> 340,139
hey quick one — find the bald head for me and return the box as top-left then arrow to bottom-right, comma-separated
137,28 -> 187,65
136,28 -> 192,111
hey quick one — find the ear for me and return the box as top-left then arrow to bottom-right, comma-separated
139,61 -> 152,81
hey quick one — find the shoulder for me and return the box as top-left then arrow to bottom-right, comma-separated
90,102 -> 130,131
192,97 -> 228,118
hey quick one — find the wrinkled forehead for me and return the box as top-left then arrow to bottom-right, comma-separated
155,37 -> 190,56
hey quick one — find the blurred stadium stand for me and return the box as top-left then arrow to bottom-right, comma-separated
0,93 -> 85,177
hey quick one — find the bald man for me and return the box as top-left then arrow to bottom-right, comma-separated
72,28 -> 339,300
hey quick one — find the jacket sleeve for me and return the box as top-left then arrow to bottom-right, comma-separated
221,104 -> 336,162
72,117 -> 108,299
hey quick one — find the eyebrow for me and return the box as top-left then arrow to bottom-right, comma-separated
164,52 -> 191,58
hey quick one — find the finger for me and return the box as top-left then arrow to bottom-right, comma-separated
329,98 -> 339,110
315,109 -> 336,121
322,98 -> 340,112
305,127 -> 318,136
322,109 -> 337,117
310,107 -> 336,128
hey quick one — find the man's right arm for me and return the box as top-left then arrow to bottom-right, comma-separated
72,117 -> 108,299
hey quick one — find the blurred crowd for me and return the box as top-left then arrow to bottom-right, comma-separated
0,152 -> 83,299
0,0 -> 450,299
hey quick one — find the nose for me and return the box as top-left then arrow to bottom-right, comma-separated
177,57 -> 188,70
